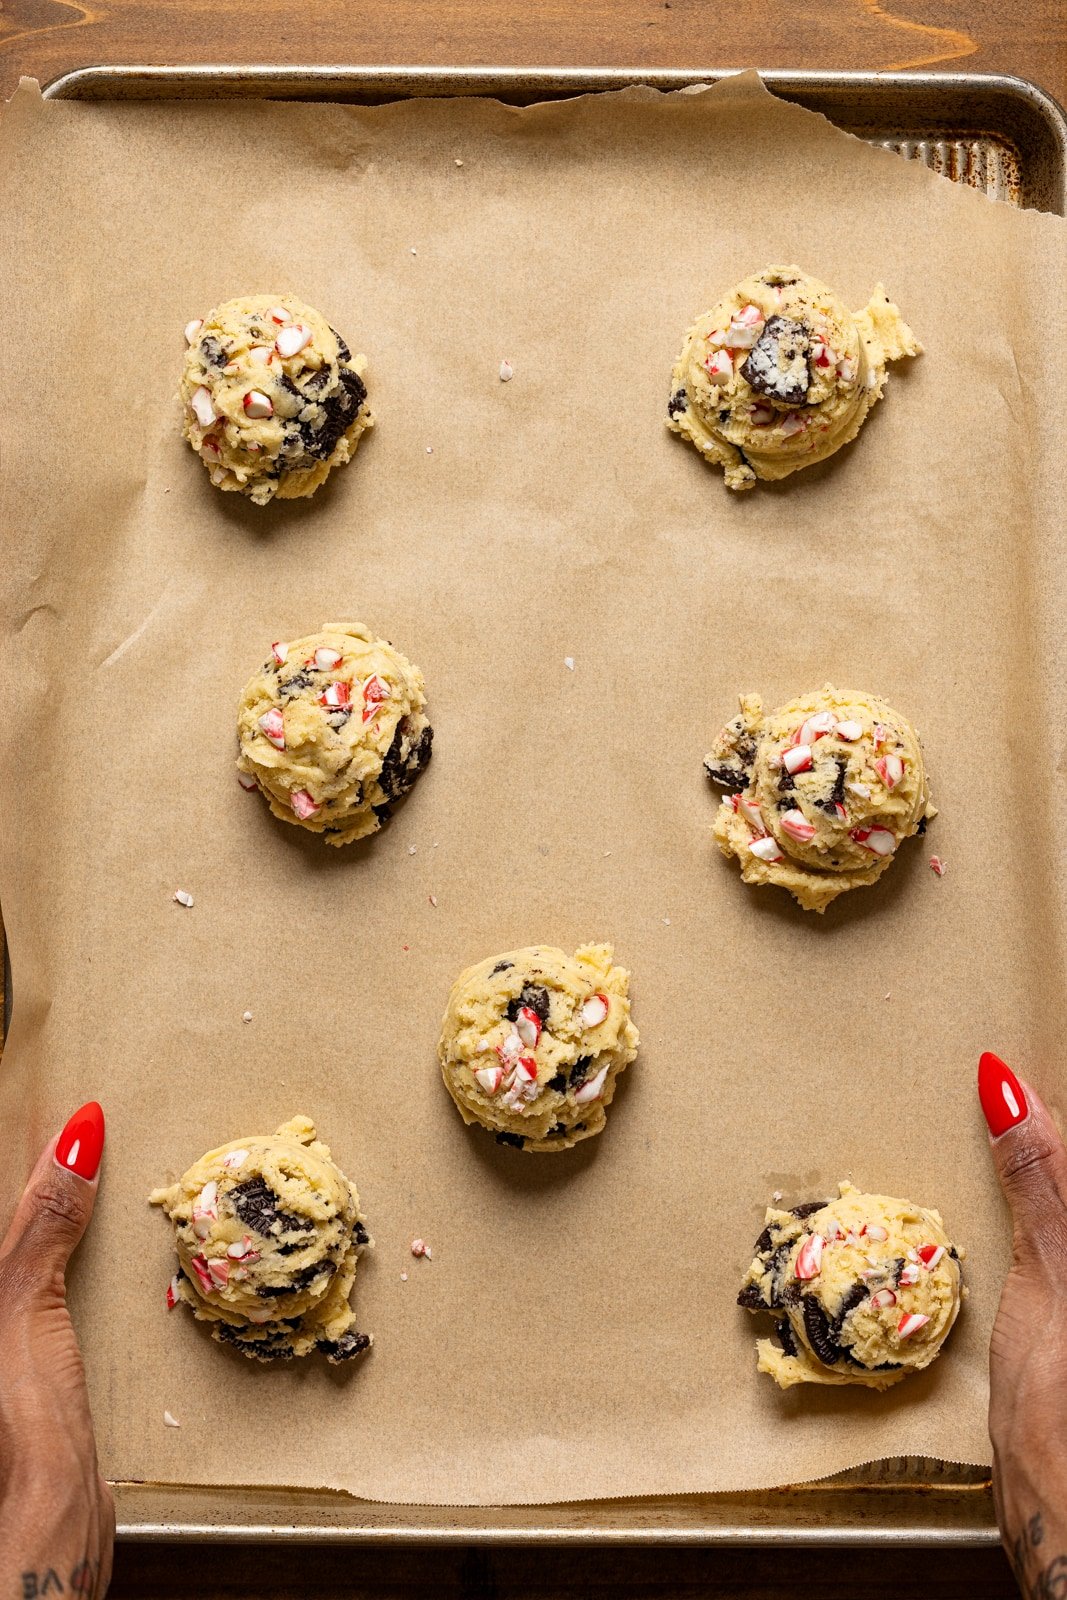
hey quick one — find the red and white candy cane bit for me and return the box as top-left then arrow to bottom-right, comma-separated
222,1148 -> 250,1170
875,754 -> 904,790
795,710 -> 837,745
702,349 -> 734,385
290,789 -> 320,820
270,640 -> 288,666
227,1235 -> 260,1262
249,345 -> 271,366
737,794 -> 765,835
315,647 -> 342,671
574,1063 -> 609,1105
872,723 -> 889,747
206,1257 -> 230,1290
411,1239 -> 431,1259
834,719 -> 863,742
362,674 -> 390,722
780,809 -> 817,844
258,708 -> 285,749
929,855 -> 947,877
184,318 -> 204,345
201,435 -> 222,458
750,403 -> 775,426
243,390 -> 273,419
870,1288 -> 898,1310
897,1312 -> 930,1340
864,1223 -> 888,1242
581,993 -> 609,1029
276,322 -> 312,358
190,385 -> 217,428
736,302 -> 764,327
269,305 -> 291,325
811,341 -> 834,370
838,355 -> 858,384
166,1273 -> 182,1310
851,827 -> 897,857
237,770 -> 258,791
917,1244 -> 945,1270
189,1254 -> 216,1296
779,412 -> 805,438
795,1233 -> 824,1281
898,1263 -> 920,1286
319,680 -> 351,709
495,1028 -> 523,1067
833,802 -> 848,821
782,743 -> 813,776
516,1005 -> 542,1047
749,835 -> 784,863
475,1064 -> 504,1095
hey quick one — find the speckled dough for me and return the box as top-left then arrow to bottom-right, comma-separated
438,944 -> 639,1152
180,294 -> 373,504
236,622 -> 433,846
150,1116 -> 372,1363
739,1182 -> 964,1390
706,685 -> 935,912
667,265 -> 920,489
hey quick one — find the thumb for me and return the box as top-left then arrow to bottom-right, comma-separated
979,1052 -> 1067,1242
0,1101 -> 105,1284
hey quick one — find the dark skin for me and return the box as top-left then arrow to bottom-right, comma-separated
0,1131 -> 113,1599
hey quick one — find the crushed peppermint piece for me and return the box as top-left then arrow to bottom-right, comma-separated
173,889 -> 194,907
184,318 -> 203,344
259,708 -> 285,749
237,770 -> 258,791
897,1311 -> 930,1339
899,1263 -> 920,1285
190,385 -> 216,428
864,1224 -> 888,1242
574,1064 -> 609,1105
499,358 -> 514,382
794,1233 -> 824,1280
564,656 -> 575,671
290,789 -> 320,820
870,1288 -> 898,1309
315,647 -> 342,671
408,845 -> 418,855
703,349 -> 733,384
362,674 -> 389,721
454,158 -> 464,166
166,1273 -> 182,1310
475,1064 -> 503,1095
779,412 -> 805,438
662,915 -> 672,925
411,1238 -> 431,1259
189,1254 -> 215,1295
429,894 -> 438,907
737,795 -> 765,834
918,1244 -> 945,1270
780,809 -> 816,843
750,403 -> 775,426
426,445 -> 433,454
164,1410 -> 181,1428
852,826 -> 897,857
749,835 -> 784,862
222,1147 -> 250,1169
249,345 -> 271,367
772,1190 -> 783,1203
243,389 -> 274,418
270,306 -> 291,324
875,754 -> 904,789
797,710 -> 837,744
275,322 -> 312,358
835,720 -> 863,741
929,855 -> 946,877
400,1270 -> 409,1280
410,246 -> 417,255
241,1011 -> 253,1023
580,993 -> 609,1029
516,1004 -> 542,1046
782,743 -> 813,775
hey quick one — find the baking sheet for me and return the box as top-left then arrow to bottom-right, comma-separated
0,69 -> 1065,1508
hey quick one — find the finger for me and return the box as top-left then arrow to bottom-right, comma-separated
979,1052 -> 1067,1231
0,1101 -> 105,1277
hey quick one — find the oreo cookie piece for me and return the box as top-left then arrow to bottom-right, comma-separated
230,1176 -> 314,1239
740,315 -> 811,406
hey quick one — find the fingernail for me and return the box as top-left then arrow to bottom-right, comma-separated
978,1052 -> 1029,1139
55,1101 -> 105,1181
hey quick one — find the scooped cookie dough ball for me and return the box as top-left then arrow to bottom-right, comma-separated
180,294 -> 373,504
738,1182 -> 964,1390
237,622 -> 433,847
667,265 -> 920,489
150,1115 -> 372,1363
439,944 -> 639,1152
705,685 -> 935,913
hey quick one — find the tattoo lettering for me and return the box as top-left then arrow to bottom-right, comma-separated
67,1563 -> 94,1597
20,1574 -> 64,1598
1031,1556 -> 1067,1600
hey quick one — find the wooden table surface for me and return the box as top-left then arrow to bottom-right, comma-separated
0,2 -> 1060,1594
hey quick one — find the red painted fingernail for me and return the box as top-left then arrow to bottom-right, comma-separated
55,1101 -> 105,1181
978,1052 -> 1029,1139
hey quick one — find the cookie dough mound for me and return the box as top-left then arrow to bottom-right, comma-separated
439,944 -> 639,1152
150,1115 -> 372,1363
706,685 -> 935,912
738,1182 -> 964,1390
667,265 -> 920,490
180,294 -> 373,504
237,622 -> 433,847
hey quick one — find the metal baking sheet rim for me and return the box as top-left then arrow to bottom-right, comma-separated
18,62 -> 1030,1544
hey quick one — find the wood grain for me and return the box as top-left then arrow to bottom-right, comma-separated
0,0 -> 1065,106
2,1 -> 1061,1591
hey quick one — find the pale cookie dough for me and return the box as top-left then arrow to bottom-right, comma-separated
439,944 -> 639,1152
180,294 -> 373,504
667,265 -> 920,489
706,685 -> 935,913
738,1182 -> 964,1390
150,1115 -> 372,1363
237,622 -> 433,846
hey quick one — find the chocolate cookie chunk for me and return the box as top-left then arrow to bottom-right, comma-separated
740,315 -> 811,406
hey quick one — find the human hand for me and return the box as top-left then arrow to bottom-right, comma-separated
0,1101 -> 112,1600
981,1052 -> 1067,1597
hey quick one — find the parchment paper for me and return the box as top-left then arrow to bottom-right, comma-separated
0,71 -> 1065,1506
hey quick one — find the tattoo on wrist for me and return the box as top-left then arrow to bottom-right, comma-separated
1009,1511 -> 1067,1599
17,1556 -> 97,1597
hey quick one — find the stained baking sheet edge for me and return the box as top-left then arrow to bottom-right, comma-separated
13,62 -> 1036,1544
